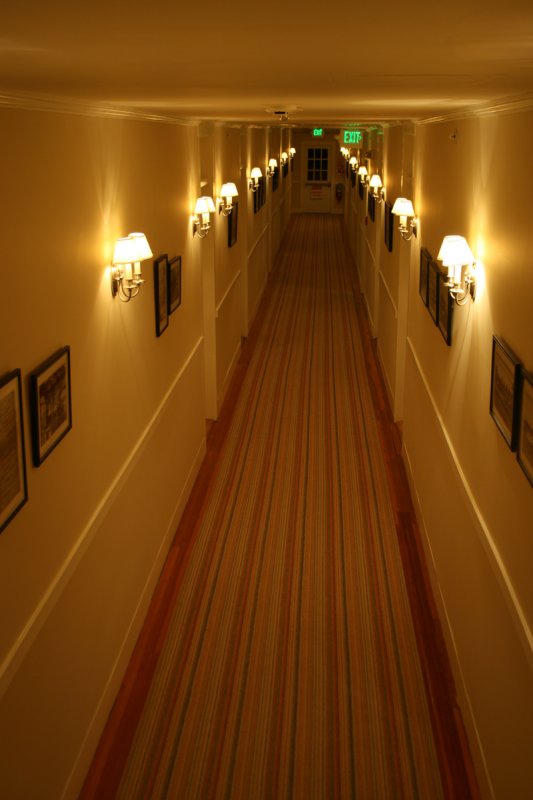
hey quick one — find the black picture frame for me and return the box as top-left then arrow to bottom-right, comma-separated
228,201 -> 238,248
517,368 -> 533,486
154,254 -> 169,337
358,178 -> 364,200
384,201 -> 393,252
29,346 -> 72,466
0,369 -> 28,533
419,247 -> 431,306
272,167 -> 279,192
368,191 -> 376,222
428,259 -> 440,324
350,170 -> 355,188
254,177 -> 266,214
167,255 -> 182,315
490,336 -> 521,450
437,271 -> 453,346
282,161 -> 289,179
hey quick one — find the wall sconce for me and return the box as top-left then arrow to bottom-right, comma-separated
437,235 -> 476,304
369,174 -> 385,202
192,196 -> 216,238
267,158 -> 278,177
111,232 -> 153,302
289,147 -> 296,159
391,197 -> 418,240
249,167 -> 262,192
349,156 -> 358,173
280,152 -> 289,166
217,182 -> 239,216
358,165 -> 368,185
340,147 -> 350,160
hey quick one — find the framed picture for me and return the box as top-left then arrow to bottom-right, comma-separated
490,336 -> 521,450
254,177 -> 266,214
272,167 -> 279,192
167,255 -> 182,315
517,369 -> 533,486
29,346 -> 72,466
428,259 -> 440,324
419,247 -> 431,306
228,202 -> 238,248
154,254 -> 169,337
437,271 -> 453,346
282,161 -> 289,179
368,191 -> 376,222
384,201 -> 393,252
0,369 -> 28,533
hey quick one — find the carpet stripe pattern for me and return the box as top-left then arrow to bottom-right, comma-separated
117,215 -> 444,799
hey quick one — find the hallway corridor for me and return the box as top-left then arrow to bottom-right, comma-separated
83,215 -> 477,799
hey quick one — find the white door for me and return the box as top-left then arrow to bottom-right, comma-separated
301,142 -> 332,213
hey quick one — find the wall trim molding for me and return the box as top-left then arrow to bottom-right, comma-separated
247,223 -> 269,261
0,337 -> 205,701
405,338 -> 533,672
62,434 -> 206,800
416,92 -> 533,126
216,270 -> 241,318
378,269 -> 398,317
0,92 -> 198,125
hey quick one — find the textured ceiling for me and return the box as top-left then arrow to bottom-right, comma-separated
1,0 -> 532,125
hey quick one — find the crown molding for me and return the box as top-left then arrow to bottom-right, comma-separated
0,92 -> 199,125
416,92 -> 533,126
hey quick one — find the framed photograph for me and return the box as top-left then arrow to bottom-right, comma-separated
228,202 -> 238,248
167,255 -> 182,315
368,191 -> 376,222
384,201 -> 393,252
419,247 -> 431,306
517,369 -> 533,486
154,254 -> 169,337
437,271 -> 453,346
0,369 -> 28,533
254,177 -> 266,214
29,346 -> 72,466
490,336 -> 521,450
428,259 -> 440,324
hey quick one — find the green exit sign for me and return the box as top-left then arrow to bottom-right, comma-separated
343,130 -> 362,144
312,128 -> 324,137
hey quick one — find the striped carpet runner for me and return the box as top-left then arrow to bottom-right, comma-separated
117,215 -> 444,799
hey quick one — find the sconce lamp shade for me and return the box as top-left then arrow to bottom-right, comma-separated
129,232 -> 153,261
220,182 -> 238,199
250,167 -> 262,180
195,196 -> 216,215
281,151 -> 289,163
349,156 -> 358,168
391,197 -> 415,217
437,235 -> 474,267
369,174 -> 382,189
112,236 -> 138,265
289,147 -> 296,157
358,165 -> 368,178
269,158 -> 278,169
